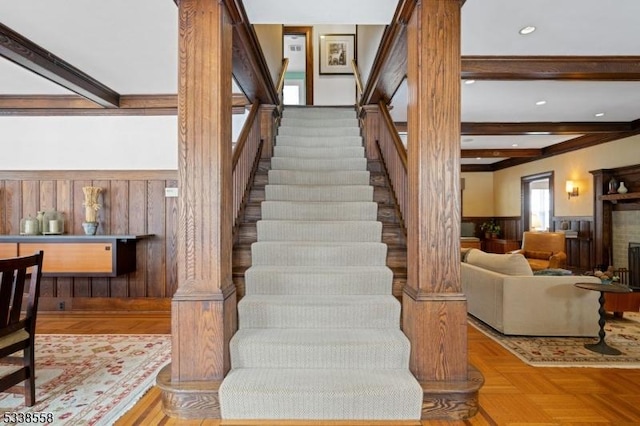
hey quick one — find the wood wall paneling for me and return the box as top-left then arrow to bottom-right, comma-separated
0,173 -> 178,309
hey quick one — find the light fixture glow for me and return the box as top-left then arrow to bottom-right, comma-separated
535,100 -> 547,106
464,80 -> 476,85
511,143 -> 519,147
519,26 -> 536,35
595,112 -> 605,117
566,180 -> 579,199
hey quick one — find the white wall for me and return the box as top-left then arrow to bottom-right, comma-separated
253,24 -> 284,85
313,25 -> 357,105
356,25 -> 385,88
0,116 -> 177,170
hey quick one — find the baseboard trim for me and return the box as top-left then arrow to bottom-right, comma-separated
156,363 -> 222,419
420,363 -> 484,420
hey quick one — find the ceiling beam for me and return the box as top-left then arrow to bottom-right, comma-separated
0,93 -> 250,116
462,56 -> 640,81
0,23 -> 120,108
461,121 -> 633,135
461,149 -> 541,158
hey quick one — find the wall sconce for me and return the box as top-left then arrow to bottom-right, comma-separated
566,180 -> 579,199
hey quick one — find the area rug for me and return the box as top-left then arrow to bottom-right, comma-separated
469,312 -> 640,368
0,334 -> 170,425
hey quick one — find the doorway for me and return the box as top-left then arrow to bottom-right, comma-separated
521,172 -> 554,233
283,26 -> 313,105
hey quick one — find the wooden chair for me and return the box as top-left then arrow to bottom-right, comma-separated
0,251 -> 44,406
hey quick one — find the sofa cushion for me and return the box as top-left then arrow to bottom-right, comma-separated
525,250 -> 553,260
465,249 -> 533,276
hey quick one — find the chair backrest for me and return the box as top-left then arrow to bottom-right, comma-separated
521,231 -> 565,254
0,251 -> 44,337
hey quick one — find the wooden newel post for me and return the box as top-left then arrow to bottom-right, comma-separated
402,0 -> 483,419
158,0 -> 237,418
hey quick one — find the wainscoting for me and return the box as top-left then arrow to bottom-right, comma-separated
0,170 -> 177,310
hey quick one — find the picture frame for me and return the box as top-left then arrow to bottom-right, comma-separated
319,33 -> 356,75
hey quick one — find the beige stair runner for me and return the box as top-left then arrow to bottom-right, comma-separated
219,106 -> 422,420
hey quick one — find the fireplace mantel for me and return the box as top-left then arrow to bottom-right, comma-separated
591,165 -> 640,268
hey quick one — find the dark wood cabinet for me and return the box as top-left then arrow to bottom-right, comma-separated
483,238 -> 520,254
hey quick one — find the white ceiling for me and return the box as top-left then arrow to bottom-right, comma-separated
1,0 -> 639,167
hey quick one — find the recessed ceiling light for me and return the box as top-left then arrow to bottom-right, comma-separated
476,157 -> 482,160
535,100 -> 547,106
595,112 -> 605,117
519,26 -> 536,35
464,80 -> 476,85
512,143 -> 519,147
462,138 -> 474,143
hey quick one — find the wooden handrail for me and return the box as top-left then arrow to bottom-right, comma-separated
361,0 -> 416,105
379,101 -> 407,171
276,58 -> 289,95
232,102 -> 260,168
352,59 -> 363,99
226,0 -> 279,105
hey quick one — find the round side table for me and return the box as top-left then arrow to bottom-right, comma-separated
574,282 -> 632,355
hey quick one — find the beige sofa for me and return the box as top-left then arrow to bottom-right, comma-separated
461,249 -> 601,336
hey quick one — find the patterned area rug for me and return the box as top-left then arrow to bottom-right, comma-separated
0,334 -> 170,425
469,312 -> 640,367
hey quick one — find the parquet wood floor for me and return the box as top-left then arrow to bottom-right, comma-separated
35,312 -> 640,425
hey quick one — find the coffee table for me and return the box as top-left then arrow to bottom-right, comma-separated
575,282 -> 632,355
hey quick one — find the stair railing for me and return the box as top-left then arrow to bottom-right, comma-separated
377,101 -> 408,235
352,59 -> 364,107
275,58 -> 289,119
232,102 -> 262,236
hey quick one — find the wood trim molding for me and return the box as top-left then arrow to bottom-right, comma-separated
462,56 -> 640,81
0,170 -> 177,180
462,121 -> 634,135
0,23 -> 120,108
462,149 -> 541,158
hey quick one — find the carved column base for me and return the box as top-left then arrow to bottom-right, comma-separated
156,363 -> 222,419
420,363 -> 484,420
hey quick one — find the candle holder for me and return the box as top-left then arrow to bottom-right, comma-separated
42,210 -> 65,235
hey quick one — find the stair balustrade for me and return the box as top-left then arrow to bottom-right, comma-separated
232,102 -> 263,234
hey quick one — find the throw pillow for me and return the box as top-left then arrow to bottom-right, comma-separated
533,268 -> 573,276
525,250 -> 553,260
465,249 -> 533,276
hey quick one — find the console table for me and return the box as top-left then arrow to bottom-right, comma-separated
0,234 -> 152,277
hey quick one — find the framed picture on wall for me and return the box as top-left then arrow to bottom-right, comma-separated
319,33 -> 356,75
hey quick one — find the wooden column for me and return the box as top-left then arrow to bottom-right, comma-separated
260,104 -> 277,158
360,104 -> 381,160
158,0 -> 237,418
402,0 -> 483,419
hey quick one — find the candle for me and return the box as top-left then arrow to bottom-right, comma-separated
25,221 -> 36,234
49,220 -> 60,233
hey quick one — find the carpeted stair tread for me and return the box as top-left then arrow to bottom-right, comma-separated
238,295 -> 400,329
219,368 -> 423,420
271,157 -> 367,171
244,265 -> 392,295
256,220 -> 382,242
275,135 -> 363,147
282,107 -> 358,119
264,184 -> 373,202
280,117 -> 360,128
221,106 -> 420,421
261,201 -> 378,221
278,126 -> 361,137
251,241 -> 387,266
273,145 -> 365,158
230,328 -> 411,369
267,170 -> 370,185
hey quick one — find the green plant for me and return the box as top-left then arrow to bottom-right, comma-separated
480,219 -> 501,236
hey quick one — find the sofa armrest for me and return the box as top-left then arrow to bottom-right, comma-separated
548,251 -> 567,269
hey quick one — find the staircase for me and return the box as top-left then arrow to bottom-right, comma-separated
219,106 -> 422,420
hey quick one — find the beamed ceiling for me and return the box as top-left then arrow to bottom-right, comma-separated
1,0 -> 639,172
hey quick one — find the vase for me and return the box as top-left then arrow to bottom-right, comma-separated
82,221 -> 98,235
608,177 -> 618,194
618,181 -> 628,194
